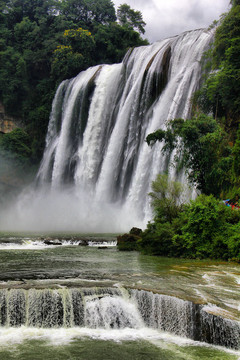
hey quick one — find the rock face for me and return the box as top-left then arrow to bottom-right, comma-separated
0,103 -> 22,134
117,228 -> 142,251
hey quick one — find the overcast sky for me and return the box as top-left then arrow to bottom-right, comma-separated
112,0 -> 231,43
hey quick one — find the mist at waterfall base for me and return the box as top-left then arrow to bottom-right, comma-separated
0,185 -> 141,232
0,29 -> 213,233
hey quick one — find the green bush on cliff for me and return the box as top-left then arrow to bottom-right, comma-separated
0,128 -> 32,165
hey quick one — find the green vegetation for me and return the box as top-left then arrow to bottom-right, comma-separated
146,115 -> 233,197
196,2 -> 240,128
139,175 -> 240,261
0,0 -> 148,167
142,2 -> 240,261
117,227 -> 142,251
117,3 -> 146,34
139,174 -> 184,256
0,129 -> 32,164
0,129 -> 36,199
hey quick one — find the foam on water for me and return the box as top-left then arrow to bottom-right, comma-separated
0,239 -> 117,250
0,326 -> 239,358
0,240 -> 55,250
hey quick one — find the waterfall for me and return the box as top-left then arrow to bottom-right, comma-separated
32,29 -> 213,231
0,288 -> 239,349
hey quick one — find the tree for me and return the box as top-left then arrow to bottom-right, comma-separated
175,194 -> 239,260
51,45 -> 84,81
149,173 -> 184,224
139,174 -> 184,256
59,0 -> 116,28
51,27 -> 95,80
117,3 -> 146,34
146,115 -> 232,197
93,22 -> 148,63
196,3 -> 240,125
2,0 -> 57,28
0,47 -> 28,115
232,126 -> 240,180
0,128 -> 32,162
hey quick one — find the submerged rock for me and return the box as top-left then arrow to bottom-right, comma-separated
44,239 -> 62,246
78,239 -> 89,246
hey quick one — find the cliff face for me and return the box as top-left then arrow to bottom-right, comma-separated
0,103 -> 22,134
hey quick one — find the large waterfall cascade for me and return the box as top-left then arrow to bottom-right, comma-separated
35,29 -> 213,231
0,287 -> 239,350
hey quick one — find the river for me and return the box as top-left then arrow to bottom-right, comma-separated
0,233 -> 239,359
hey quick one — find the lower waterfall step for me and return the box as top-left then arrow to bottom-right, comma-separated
0,287 -> 239,350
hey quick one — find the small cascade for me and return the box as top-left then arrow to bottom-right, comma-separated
131,289 -> 194,337
0,288 -> 139,329
0,288 -> 239,350
131,289 -> 240,350
84,295 -> 143,329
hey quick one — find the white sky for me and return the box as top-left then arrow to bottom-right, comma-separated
112,0 -> 231,42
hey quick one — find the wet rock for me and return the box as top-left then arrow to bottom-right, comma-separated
78,239 -> 89,246
44,240 -> 62,246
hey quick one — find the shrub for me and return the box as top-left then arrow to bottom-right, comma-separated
141,190 -> 240,261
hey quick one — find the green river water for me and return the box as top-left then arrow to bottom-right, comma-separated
0,233 -> 239,360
